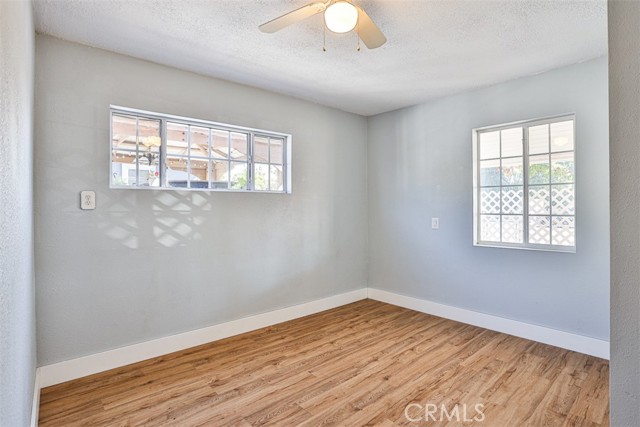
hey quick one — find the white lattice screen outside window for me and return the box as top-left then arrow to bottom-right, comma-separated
473,115 -> 576,252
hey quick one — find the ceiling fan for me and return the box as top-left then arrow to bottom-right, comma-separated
259,0 -> 387,49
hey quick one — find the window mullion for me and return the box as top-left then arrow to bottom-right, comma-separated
267,137 -> 271,191
207,128 -> 212,190
284,137 -> 288,193
135,116 -> 140,187
187,125 -> 192,189
499,131 -> 503,243
160,119 -> 166,188
227,131 -> 231,189
477,151 -> 482,243
548,124 -> 553,245
248,133 -> 253,191
110,111 -> 114,186
476,139 -> 480,242
523,126 -> 530,245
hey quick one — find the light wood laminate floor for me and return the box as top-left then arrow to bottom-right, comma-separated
39,299 -> 609,426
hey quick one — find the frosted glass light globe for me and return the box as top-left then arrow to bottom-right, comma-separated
324,1 -> 358,34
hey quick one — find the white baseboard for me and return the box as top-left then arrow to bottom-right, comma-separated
367,288 -> 609,360
30,368 -> 40,427
38,286 -> 608,389
38,288 -> 367,388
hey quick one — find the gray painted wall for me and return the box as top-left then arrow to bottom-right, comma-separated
608,1 -> 640,425
0,1 -> 36,426
368,57 -> 609,340
35,35 -> 368,365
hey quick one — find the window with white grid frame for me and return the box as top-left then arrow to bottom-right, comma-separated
473,115 -> 576,251
110,107 -> 290,193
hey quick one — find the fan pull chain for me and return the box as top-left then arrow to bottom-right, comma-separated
323,24 -> 327,52
356,16 -> 361,51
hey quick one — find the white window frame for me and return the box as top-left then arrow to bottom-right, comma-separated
109,106 -> 292,193
472,114 -> 576,253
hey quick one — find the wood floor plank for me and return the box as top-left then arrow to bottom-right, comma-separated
39,300 -> 609,427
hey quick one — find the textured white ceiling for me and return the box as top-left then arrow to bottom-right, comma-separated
33,0 -> 607,116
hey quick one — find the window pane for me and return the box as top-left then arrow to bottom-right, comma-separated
551,120 -> 574,152
528,124 -> 549,155
166,122 -> 189,156
230,132 -> 248,160
502,215 -> 524,243
189,158 -> 209,189
166,156 -> 189,188
529,154 -> 550,185
254,136 -> 269,163
480,215 -> 500,242
529,216 -> 551,245
190,126 -> 209,158
551,184 -> 575,215
211,130 -> 229,159
137,119 -> 161,188
502,186 -> 523,214
480,188 -> 500,214
480,159 -> 500,187
253,163 -> 269,191
501,127 -> 523,157
138,159 -> 160,188
230,161 -> 248,190
501,157 -> 523,185
111,150 -> 138,186
210,160 -> 229,189
112,114 -> 137,151
137,157 -> 161,186
270,138 -> 284,165
529,185 -> 550,215
270,165 -> 284,191
551,152 -> 574,183
479,131 -> 500,160
138,118 -> 161,152
552,216 -> 575,246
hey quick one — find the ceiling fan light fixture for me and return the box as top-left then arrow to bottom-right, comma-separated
324,1 -> 358,34
259,1 -> 386,49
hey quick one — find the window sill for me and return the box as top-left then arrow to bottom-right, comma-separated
109,185 -> 291,195
474,242 -> 576,253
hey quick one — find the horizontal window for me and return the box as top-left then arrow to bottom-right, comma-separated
473,115 -> 576,252
110,107 -> 291,193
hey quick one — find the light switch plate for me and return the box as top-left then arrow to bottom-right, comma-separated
80,191 -> 96,210
431,217 -> 440,229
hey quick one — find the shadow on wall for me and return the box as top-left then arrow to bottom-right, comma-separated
95,191 -> 210,249
80,184 -> 341,303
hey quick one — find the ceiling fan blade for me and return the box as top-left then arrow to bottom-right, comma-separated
259,2 -> 327,33
356,5 -> 387,49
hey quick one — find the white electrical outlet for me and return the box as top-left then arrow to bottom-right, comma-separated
431,217 -> 440,229
80,191 -> 96,210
